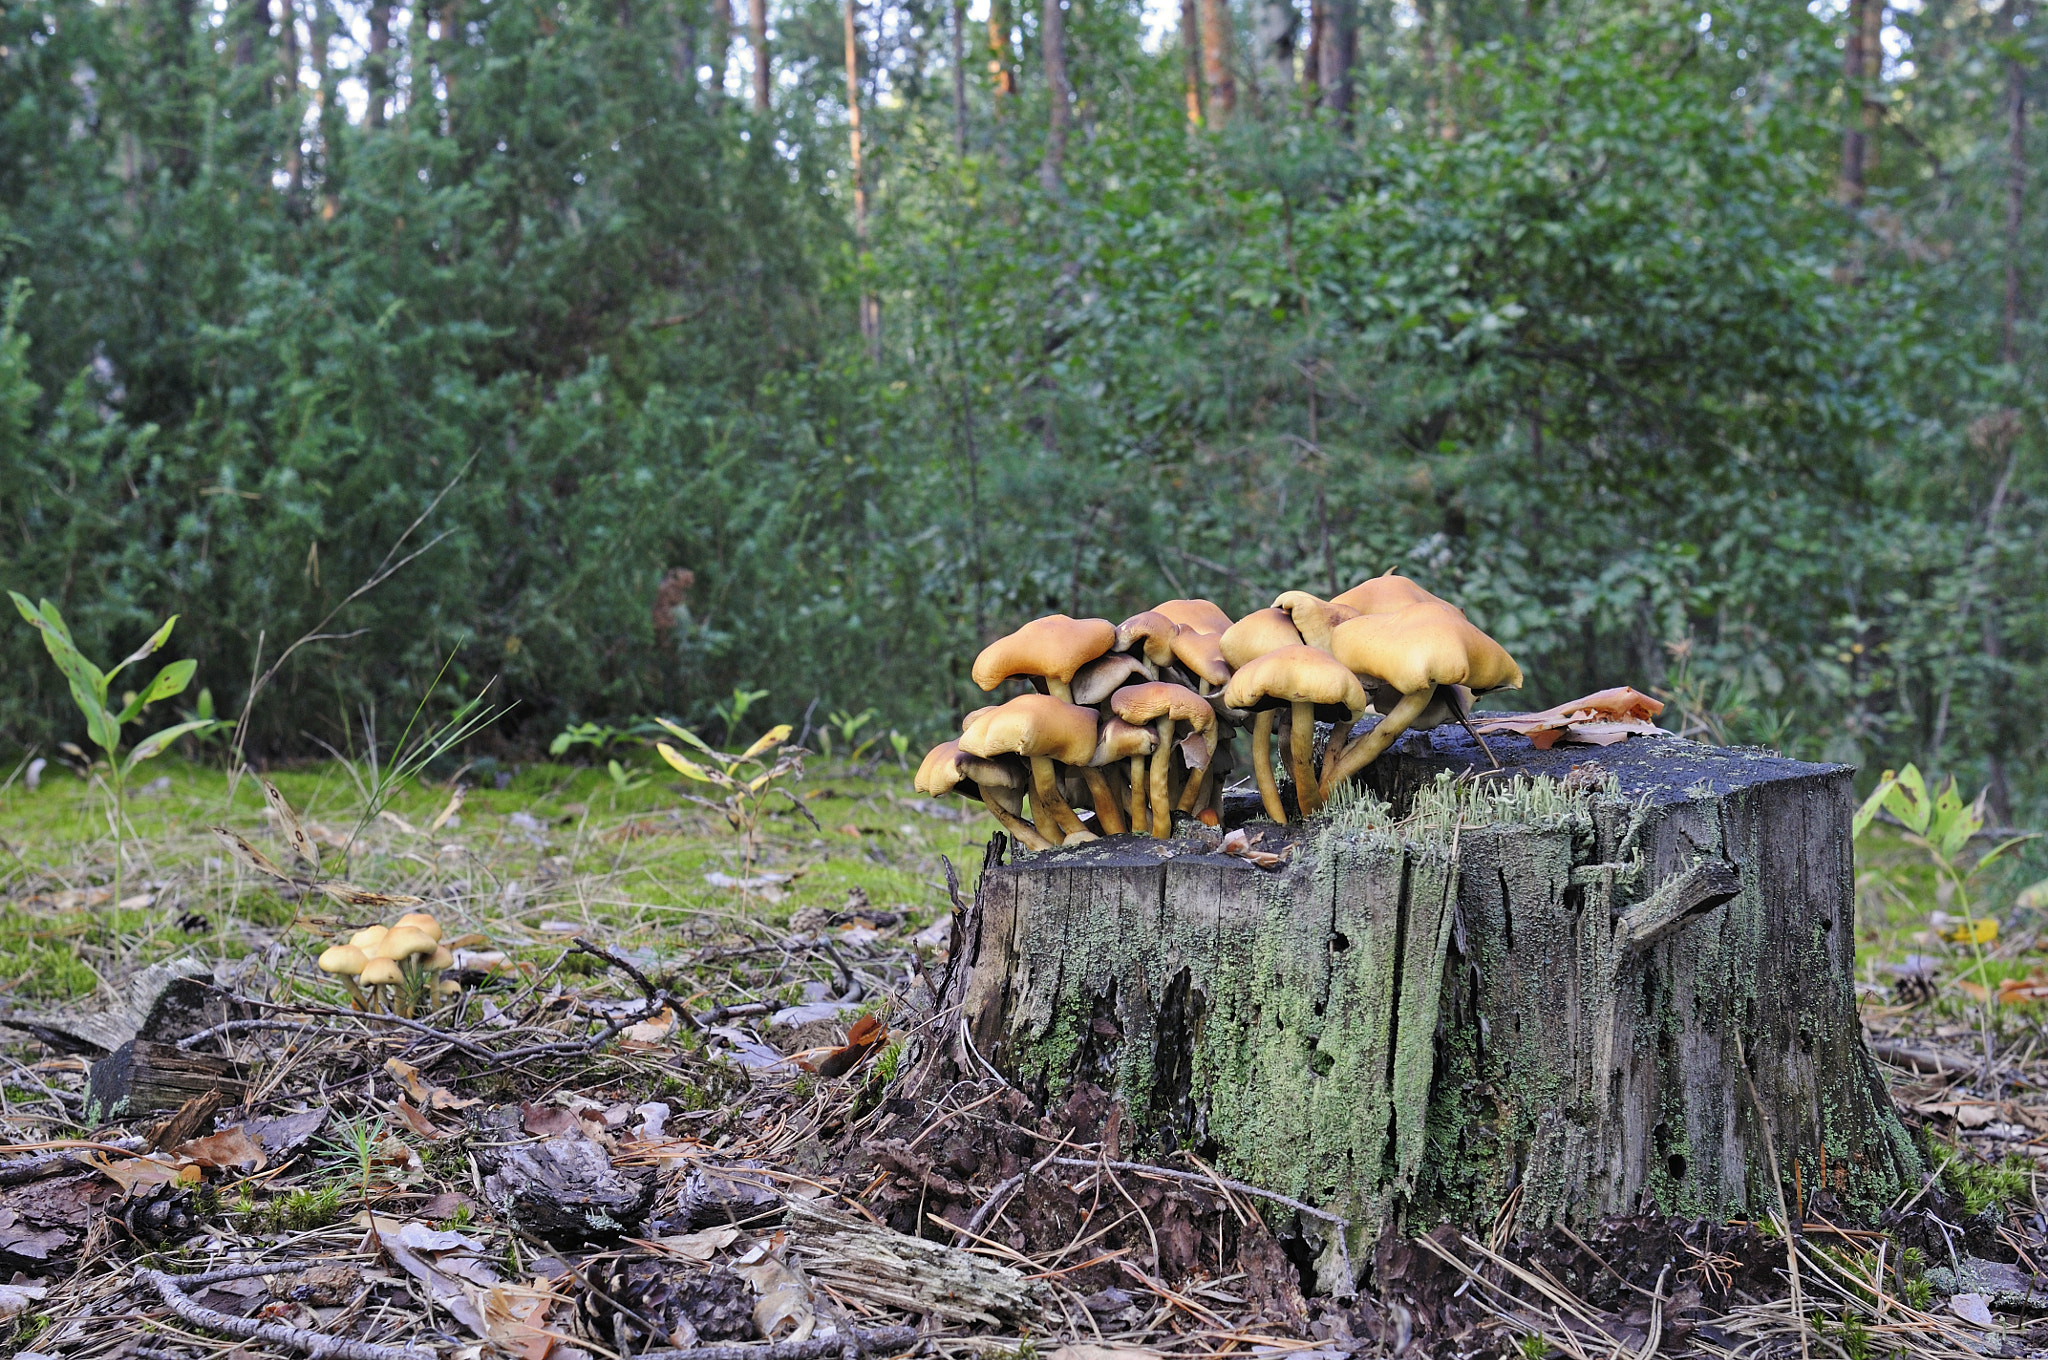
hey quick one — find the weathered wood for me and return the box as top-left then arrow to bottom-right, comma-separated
936,721 -> 1919,1287
85,1039 -> 244,1122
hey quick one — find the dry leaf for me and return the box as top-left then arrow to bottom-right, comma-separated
734,1257 -> 814,1343
88,1154 -> 184,1195
174,1127 -> 267,1173
209,827 -> 290,881
1952,1293 -> 1999,1329
258,776 -> 319,871
1220,828 -> 1288,869
802,1014 -> 888,1080
1472,687 -> 1667,748
390,1097 -> 442,1141
314,881 -> 426,908
385,1057 -> 434,1105
636,1226 -> 741,1261
622,1007 -> 678,1047
430,787 -> 466,832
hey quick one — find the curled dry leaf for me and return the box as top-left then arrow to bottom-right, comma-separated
172,1127 -> 267,1173
799,1013 -> 889,1080
210,827 -> 290,881
314,881 -> 427,908
429,786 -> 465,832
734,1256 -> 815,1343
1219,828 -> 1288,870
1471,686 -> 1666,749
258,775 -> 319,871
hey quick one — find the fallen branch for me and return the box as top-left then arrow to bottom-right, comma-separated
635,1326 -> 921,1360
138,1267 -> 437,1360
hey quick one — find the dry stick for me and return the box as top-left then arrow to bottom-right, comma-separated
634,1328 -> 920,1360
137,1268 -> 436,1360
1734,1031 -> 1807,1360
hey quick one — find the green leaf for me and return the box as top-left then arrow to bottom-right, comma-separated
124,719 -> 218,769
116,659 -> 196,724
1852,771 -> 1899,839
654,717 -> 721,759
106,614 -> 177,684
1883,765 -> 1932,837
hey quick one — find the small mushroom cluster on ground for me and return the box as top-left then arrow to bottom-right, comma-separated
317,911 -> 459,1016
915,572 -> 1526,845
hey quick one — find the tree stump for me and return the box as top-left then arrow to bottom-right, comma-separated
937,720 -> 1919,1285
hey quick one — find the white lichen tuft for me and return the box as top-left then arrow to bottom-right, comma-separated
1322,769 -> 1630,842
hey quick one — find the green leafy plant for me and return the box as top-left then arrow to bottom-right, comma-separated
1855,764 -> 2037,1061
606,759 -> 651,795
713,686 -> 770,747
819,707 -> 879,760
9,594 -> 219,921
653,718 -> 803,885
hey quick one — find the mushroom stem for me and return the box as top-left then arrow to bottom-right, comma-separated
1030,756 -> 1093,841
1320,715 -> 1354,789
1105,762 -> 1130,811
1025,778 -> 1062,844
1320,688 -> 1433,800
342,979 -> 367,1010
1082,767 -> 1127,834
1148,718 -> 1175,838
1128,755 -> 1149,834
1447,687 -> 1502,768
983,786 -> 1056,851
1251,710 -> 1286,825
1289,700 -> 1319,816
1177,763 -> 1211,815
1046,678 -> 1074,703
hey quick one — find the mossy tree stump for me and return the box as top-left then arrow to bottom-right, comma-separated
936,722 -> 1919,1286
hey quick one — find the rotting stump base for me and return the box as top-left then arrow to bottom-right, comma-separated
934,721 -> 1921,1289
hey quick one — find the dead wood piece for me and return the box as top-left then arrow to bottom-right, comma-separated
138,1267 -> 436,1360
148,1090 -> 224,1152
87,1039 -> 244,1122
634,1326 -> 920,1360
782,1197 -> 1044,1326
479,1129 -> 652,1245
2,957 -> 217,1056
1867,1038 -> 1975,1078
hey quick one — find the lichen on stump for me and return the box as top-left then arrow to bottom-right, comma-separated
935,722 -> 1920,1286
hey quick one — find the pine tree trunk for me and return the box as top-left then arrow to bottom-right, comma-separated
1039,0 -> 1070,193
988,0 -> 1017,97
1316,0 -> 1352,117
950,0 -> 968,152
1257,0 -> 1295,99
1199,0 -> 1236,122
1181,0 -> 1204,125
750,0 -> 771,111
932,728 -> 1920,1287
367,1 -> 391,128
1838,0 -> 1868,204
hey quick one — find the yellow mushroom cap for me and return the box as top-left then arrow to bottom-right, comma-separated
958,694 -> 1099,766
970,615 -> 1116,692
1114,611 -> 1182,667
360,957 -> 403,986
318,944 -> 369,977
1219,608 -> 1306,670
374,926 -> 438,960
1072,653 -> 1154,706
915,740 -> 968,797
1168,629 -> 1232,688
350,925 -> 389,951
1150,599 -> 1233,635
1332,569 -> 1459,616
393,912 -> 443,941
1329,601 -> 1522,696
959,705 -> 1001,733
1090,717 -> 1158,766
1108,681 -> 1216,733
1223,645 -> 1369,716
1272,592 -> 1360,652
427,945 -> 455,970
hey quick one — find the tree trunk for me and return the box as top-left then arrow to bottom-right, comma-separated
367,0 -> 391,127
279,0 -> 302,188
988,0 -> 1016,97
1983,2 -> 2027,825
1039,0 -> 1070,193
1257,0 -> 1295,100
711,0 -> 731,93
1838,0 -> 1875,204
1199,0 -> 1236,122
846,0 -> 879,349
1181,0 -> 1204,125
750,0 -> 770,112
934,727 -> 1919,1286
950,0 -> 968,152
1316,0 -> 1352,118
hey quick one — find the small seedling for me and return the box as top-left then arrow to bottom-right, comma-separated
9,594 -> 219,926
713,686 -> 771,747
653,718 -> 803,886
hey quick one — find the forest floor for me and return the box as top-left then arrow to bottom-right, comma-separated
0,752 -> 2043,1359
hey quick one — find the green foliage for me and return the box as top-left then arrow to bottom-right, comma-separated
0,0 -> 2039,826
1939,1151 -> 2036,1216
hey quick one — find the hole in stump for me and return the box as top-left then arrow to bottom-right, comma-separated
1668,1152 -> 1688,1181
1330,931 -> 1350,953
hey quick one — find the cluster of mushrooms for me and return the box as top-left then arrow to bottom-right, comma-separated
316,911 -> 459,1016
915,571 -> 1522,848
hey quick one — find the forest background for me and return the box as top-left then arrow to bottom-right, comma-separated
0,0 -> 2039,815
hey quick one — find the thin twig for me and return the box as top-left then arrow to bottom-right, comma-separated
138,1268 -> 436,1360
